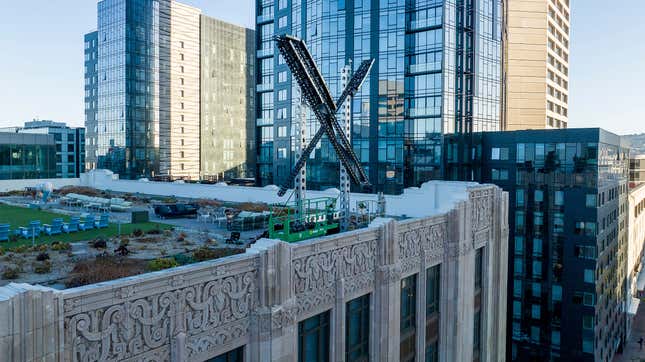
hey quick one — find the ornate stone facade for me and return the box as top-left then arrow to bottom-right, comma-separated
0,184 -> 508,362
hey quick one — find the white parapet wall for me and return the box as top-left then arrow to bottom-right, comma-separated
0,178 -> 79,192
0,182 -> 509,362
81,169 -> 479,218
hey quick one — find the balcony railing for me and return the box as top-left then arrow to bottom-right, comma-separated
257,13 -> 274,24
257,48 -> 273,58
256,83 -> 274,92
408,17 -> 442,31
408,62 -> 441,74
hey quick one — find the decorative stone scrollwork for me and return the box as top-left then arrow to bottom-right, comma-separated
65,270 -> 257,362
343,273 -> 374,298
470,189 -> 493,233
295,286 -> 336,317
292,240 -> 376,317
115,285 -> 137,300
292,240 -> 376,294
378,264 -> 402,284
64,297 -> 82,313
185,318 -> 249,359
271,305 -> 298,330
399,222 -> 448,273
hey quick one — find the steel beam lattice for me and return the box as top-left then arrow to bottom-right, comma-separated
274,35 -> 374,197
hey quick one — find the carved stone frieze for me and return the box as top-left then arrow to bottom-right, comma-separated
398,222 -> 448,273
65,270 -> 257,362
292,240 -> 377,295
378,264 -> 402,284
470,188 -> 493,233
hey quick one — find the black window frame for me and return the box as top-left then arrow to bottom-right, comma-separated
346,293 -> 370,362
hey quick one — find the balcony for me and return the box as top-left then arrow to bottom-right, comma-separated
408,17 -> 442,32
256,118 -> 273,127
408,62 -> 441,74
257,48 -> 273,58
257,13 -> 274,24
256,83 -> 274,92
408,107 -> 441,118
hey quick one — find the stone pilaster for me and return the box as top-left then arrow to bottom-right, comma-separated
333,278 -> 346,362
249,240 -> 297,362
374,219 -> 401,361
0,283 -> 63,362
416,247 -> 427,360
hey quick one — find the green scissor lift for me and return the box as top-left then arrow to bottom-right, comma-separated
268,197 -> 340,243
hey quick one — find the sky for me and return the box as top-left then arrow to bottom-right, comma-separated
0,0 -> 642,135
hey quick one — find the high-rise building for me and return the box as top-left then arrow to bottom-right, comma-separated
0,120 -> 85,179
160,2 -> 202,180
255,0 -> 503,193
627,183 -> 645,340
630,154 -> 645,188
504,0 -> 570,130
84,31 -> 99,170
200,17 -> 256,181
85,0 -> 255,181
0,132 -> 56,180
448,128 -> 629,361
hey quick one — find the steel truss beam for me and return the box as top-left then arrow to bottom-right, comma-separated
275,35 -> 374,197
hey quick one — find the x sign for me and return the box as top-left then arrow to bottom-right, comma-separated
274,35 -> 374,197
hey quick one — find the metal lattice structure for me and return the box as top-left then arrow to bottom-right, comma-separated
274,35 -> 374,197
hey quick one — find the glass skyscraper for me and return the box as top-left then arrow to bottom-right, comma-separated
255,0 -> 502,193
87,0 -> 256,181
448,128 -> 630,361
91,0 -> 170,179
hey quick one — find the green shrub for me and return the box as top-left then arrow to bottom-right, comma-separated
132,228 -> 144,237
2,266 -> 20,280
91,238 -> 107,249
9,245 -> 29,254
36,252 -> 50,261
172,253 -> 195,265
146,227 -> 162,235
33,261 -> 52,274
146,258 -> 179,272
51,242 -> 72,251
30,244 -> 48,253
192,247 -> 244,262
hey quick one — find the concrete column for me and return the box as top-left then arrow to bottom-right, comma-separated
249,240 -> 297,362
334,278 -> 346,362
374,220 -> 401,361
416,248 -> 427,361
0,283 -> 63,362
442,202 -> 474,362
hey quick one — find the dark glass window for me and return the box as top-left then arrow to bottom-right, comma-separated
346,294 -> 370,361
426,265 -> 440,362
206,346 -> 243,362
298,311 -> 330,362
401,274 -> 417,362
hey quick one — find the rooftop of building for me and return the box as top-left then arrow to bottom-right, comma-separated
479,127 -> 627,146
0,132 -> 54,145
83,169 -> 484,218
0,120 -> 83,134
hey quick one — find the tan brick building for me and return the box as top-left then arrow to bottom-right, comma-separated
504,0 -> 570,130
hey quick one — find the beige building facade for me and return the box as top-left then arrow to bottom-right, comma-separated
504,0 -> 570,130
200,17 -> 256,181
627,184 -> 645,337
0,183 -> 508,362
159,2 -> 202,180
